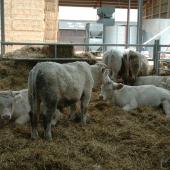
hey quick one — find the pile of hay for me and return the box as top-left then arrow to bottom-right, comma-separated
0,90 -> 170,170
5,45 -> 75,59
5,46 -> 50,59
0,61 -> 34,90
0,61 -> 170,170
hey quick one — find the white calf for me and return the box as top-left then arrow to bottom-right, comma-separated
100,70 -> 170,118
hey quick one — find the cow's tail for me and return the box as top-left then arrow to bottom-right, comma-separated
28,67 -> 40,138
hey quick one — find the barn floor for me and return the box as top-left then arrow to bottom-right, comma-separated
0,61 -> 170,170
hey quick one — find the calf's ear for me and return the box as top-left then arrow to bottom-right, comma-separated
116,83 -> 124,89
102,69 -> 111,84
101,65 -> 109,73
97,62 -> 108,73
14,94 -> 22,103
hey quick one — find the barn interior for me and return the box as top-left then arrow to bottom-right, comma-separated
0,0 -> 170,170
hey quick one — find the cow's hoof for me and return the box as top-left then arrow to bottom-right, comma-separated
69,113 -> 76,121
44,133 -> 52,141
31,131 -> 39,140
81,114 -> 87,125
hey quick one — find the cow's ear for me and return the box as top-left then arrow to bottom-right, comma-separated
10,91 -> 15,97
160,82 -> 166,87
102,69 -> 111,84
14,94 -> 22,103
116,83 -> 124,89
96,62 -> 108,73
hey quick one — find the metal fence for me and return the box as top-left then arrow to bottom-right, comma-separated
0,40 -> 170,75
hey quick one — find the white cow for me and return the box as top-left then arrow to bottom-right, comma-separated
0,89 -> 60,125
134,76 -> 170,90
102,49 -> 123,81
0,89 -> 30,124
100,70 -> 170,117
28,61 -> 107,140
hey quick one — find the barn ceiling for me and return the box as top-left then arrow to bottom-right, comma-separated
59,0 -> 147,9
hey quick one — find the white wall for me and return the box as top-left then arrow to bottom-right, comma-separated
104,22 -> 137,51
143,19 -> 170,45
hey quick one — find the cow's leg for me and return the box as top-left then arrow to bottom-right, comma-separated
43,101 -> 57,141
162,100 -> 170,118
69,103 -> 77,121
80,90 -> 91,124
15,114 -> 30,125
51,109 -> 61,126
29,99 -> 40,140
123,99 -> 137,111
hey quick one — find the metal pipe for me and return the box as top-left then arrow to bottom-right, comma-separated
125,0 -> 131,49
0,41 -> 155,47
0,0 -> 5,57
136,0 -> 143,52
54,45 -> 57,58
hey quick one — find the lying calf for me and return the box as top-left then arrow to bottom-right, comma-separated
134,76 -> 170,90
100,70 -> 170,118
0,89 -> 60,125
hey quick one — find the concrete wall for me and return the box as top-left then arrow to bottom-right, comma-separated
104,22 -> 137,51
143,19 -> 170,54
143,19 -> 170,45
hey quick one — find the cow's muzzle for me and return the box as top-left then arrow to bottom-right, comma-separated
1,114 -> 11,120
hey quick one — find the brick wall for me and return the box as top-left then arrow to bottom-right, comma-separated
4,0 -> 59,52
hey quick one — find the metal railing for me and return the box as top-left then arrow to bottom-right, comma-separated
0,40 -> 170,75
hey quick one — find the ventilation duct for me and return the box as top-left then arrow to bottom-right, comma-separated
97,6 -> 115,26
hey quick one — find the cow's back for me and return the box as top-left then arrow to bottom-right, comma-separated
31,61 -> 93,102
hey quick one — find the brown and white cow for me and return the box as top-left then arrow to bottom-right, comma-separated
102,49 -> 123,81
121,50 -> 149,85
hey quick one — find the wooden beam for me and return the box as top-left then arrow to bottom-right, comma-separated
59,4 -> 137,8
168,0 -> 170,18
59,0 -> 138,8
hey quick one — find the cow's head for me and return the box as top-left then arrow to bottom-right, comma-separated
0,91 -> 15,120
99,69 -> 123,101
128,50 -> 140,82
91,62 -> 108,88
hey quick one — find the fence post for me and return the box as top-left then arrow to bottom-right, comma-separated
1,0 -> 5,58
54,45 -> 57,58
153,40 -> 160,75
156,40 -> 160,75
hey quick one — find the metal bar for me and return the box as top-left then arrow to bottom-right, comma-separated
153,40 -> 158,72
159,45 -> 170,47
125,0 -> 131,48
0,0 -> 5,57
158,51 -> 170,54
136,0 -> 143,52
0,41 -> 155,47
159,68 -> 170,72
155,40 -> 160,75
158,59 -> 170,62
54,45 -> 57,58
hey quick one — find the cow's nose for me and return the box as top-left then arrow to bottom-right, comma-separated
99,95 -> 103,100
1,114 -> 11,120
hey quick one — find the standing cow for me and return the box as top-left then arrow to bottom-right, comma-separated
100,70 -> 170,117
102,49 -> 123,81
28,61 -> 107,140
122,50 -> 149,85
